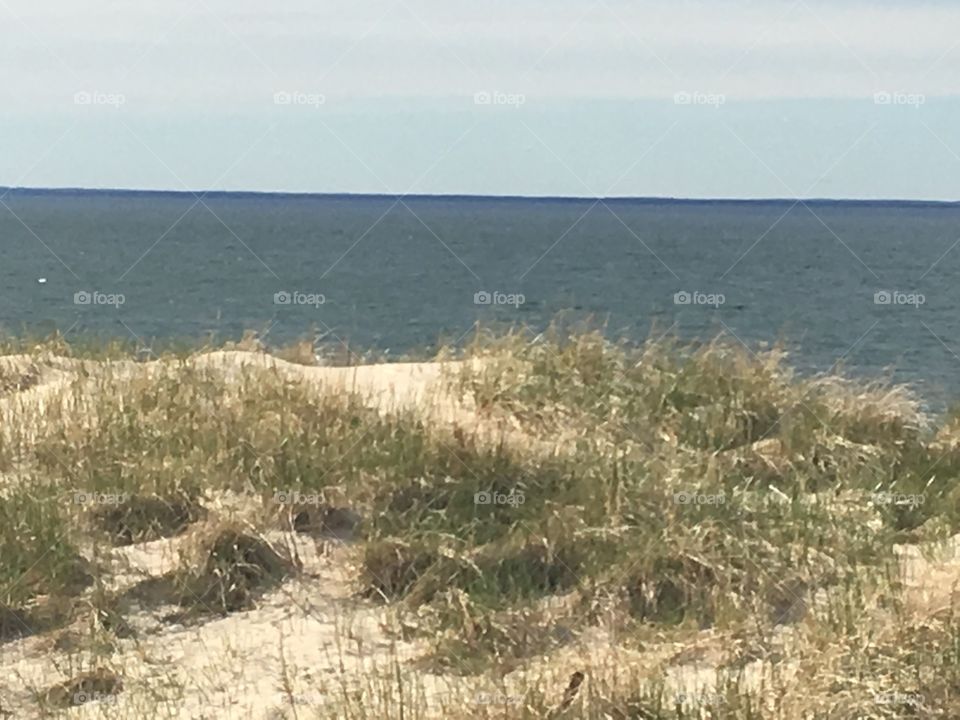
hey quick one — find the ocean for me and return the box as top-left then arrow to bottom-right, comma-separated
2,189 -> 959,404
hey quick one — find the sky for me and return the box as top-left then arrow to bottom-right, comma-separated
1,0 -> 959,200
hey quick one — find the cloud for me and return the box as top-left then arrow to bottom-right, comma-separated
2,0 -> 959,112
2,0 -> 958,198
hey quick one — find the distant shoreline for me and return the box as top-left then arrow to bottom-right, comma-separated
2,186 -> 958,208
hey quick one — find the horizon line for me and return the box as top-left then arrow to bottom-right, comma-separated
2,185 -> 958,207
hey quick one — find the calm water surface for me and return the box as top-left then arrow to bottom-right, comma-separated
2,190 -> 959,405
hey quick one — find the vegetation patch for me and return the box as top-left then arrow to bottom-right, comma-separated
89,492 -> 206,545
286,502 -> 363,540
0,598 -> 76,644
1,327 -> 959,716
0,358 -> 42,396
42,668 -> 123,708
0,485 -> 91,621
171,526 -> 297,616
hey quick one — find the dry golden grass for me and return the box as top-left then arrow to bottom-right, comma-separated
0,328 -> 956,718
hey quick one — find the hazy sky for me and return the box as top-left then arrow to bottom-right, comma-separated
2,0 -> 959,199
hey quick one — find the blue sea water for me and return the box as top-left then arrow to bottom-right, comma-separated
2,188 -> 959,403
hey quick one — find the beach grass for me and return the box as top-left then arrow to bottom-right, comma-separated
0,326 -> 957,717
